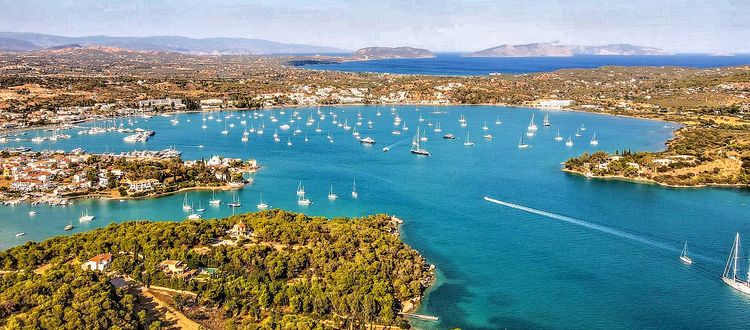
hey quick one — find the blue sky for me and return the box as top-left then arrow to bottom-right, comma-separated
1,0 -> 748,53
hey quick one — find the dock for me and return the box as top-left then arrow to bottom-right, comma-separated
399,312 -> 439,322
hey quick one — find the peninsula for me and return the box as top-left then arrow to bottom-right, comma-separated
0,210 -> 434,329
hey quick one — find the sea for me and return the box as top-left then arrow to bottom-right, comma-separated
298,53 -> 750,76
2,105 -> 750,329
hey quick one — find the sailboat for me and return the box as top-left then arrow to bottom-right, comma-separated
315,122 -> 323,133
64,219 -> 74,231
182,194 -> 192,210
351,179 -> 359,198
555,129 -> 563,141
410,128 -> 431,156
228,191 -> 242,208
482,121 -> 489,131
464,132 -> 475,146
221,122 -> 229,135
543,114 -> 551,126
528,114 -> 538,131
209,190 -> 221,205
297,192 -> 311,206
680,242 -> 693,265
590,132 -> 599,146
580,124 -> 586,131
196,201 -> 205,213
495,116 -> 502,125
434,122 -> 442,133
79,208 -> 94,222
257,193 -> 269,210
722,233 -> 750,295
518,134 -> 530,149
328,185 -> 338,200
575,128 -> 582,137
287,137 -> 293,146
565,135 -> 574,147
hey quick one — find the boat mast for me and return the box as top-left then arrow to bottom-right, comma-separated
735,233 -> 740,280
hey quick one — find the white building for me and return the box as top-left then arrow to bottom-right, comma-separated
537,99 -> 574,109
81,253 -> 112,272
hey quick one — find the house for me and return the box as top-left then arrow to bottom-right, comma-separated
81,253 -> 112,271
159,259 -> 188,274
125,179 -> 160,193
228,222 -> 251,238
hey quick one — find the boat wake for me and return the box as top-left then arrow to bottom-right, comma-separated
384,138 -> 410,151
483,196 -> 721,265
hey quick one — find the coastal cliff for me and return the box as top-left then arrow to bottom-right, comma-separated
352,46 -> 435,60
467,42 -> 671,57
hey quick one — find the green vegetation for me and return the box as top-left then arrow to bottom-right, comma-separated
0,210 -> 433,329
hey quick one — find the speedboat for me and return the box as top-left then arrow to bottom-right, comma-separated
360,137 -> 376,144
443,133 -> 455,139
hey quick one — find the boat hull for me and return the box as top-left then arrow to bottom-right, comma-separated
722,277 -> 750,295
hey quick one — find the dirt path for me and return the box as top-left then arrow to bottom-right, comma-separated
138,287 -> 202,330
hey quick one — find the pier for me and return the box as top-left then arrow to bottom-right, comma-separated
399,312 -> 439,322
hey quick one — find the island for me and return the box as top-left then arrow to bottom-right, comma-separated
351,46 -> 435,60
0,210 -> 434,329
466,42 -> 671,57
0,148 -> 259,205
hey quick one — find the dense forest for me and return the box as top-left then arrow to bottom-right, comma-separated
0,210 -> 433,329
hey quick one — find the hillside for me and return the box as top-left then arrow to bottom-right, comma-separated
0,210 -> 434,329
0,32 -> 345,55
352,46 -> 435,60
467,42 -> 671,57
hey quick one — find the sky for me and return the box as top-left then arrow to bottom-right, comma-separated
0,0 -> 748,53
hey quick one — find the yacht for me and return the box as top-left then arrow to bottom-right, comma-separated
221,123 -> 229,135
294,125 -> 303,134
575,128 -> 582,137
182,194 -> 192,211
287,137 -> 293,146
188,213 -> 202,220
543,114 -> 551,127
458,114 -> 466,124
528,114 -> 538,131
351,179 -> 359,198
16,232 -> 25,237
64,220 -> 74,231
580,124 -> 586,131
565,135 -> 574,147
360,137 -> 376,144
464,133 -> 475,146
434,122 -> 442,133
590,132 -> 599,146
418,114 -> 425,122
328,185 -> 338,200
241,133 -> 249,142
280,123 -> 291,131
297,181 -> 306,196
195,201 -> 205,213
376,110 -> 382,116
722,233 -> 750,295
392,130 -> 402,135
304,135 -> 309,142
315,122 -> 323,133
382,147 -> 390,152
483,134 -> 493,140
402,122 -> 409,131
443,133 -> 455,139
495,116 -> 502,125
482,121 -> 489,131
526,130 -> 535,137
680,241 -> 693,265
29,210 -> 37,216
555,129 -> 563,141
209,190 -> 222,205
79,208 -> 95,222
257,193 -> 269,210
297,194 -> 311,206
343,119 -> 352,130
410,128 -> 431,156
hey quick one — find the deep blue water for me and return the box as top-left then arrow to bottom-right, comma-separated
301,53 -> 750,76
3,106 -> 750,329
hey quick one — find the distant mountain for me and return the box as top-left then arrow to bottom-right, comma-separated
352,47 -> 435,60
0,32 -> 345,55
467,42 -> 671,57
0,37 -> 40,51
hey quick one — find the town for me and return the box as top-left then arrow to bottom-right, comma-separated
0,147 -> 259,205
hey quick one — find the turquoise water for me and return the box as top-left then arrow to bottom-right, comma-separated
300,53 -> 750,76
3,106 -> 750,329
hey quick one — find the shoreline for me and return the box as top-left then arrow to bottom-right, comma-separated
69,183 -> 247,202
561,168 -> 747,189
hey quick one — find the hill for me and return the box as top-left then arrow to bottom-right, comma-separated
353,46 -> 435,60
0,32 -> 345,55
467,42 -> 671,57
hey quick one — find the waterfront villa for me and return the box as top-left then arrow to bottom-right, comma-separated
81,253 -> 112,272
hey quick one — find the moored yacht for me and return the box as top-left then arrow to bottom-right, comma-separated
79,208 -> 95,222
543,114 -> 551,127
410,128 -> 431,156
518,134 -> 530,149
328,185 -> 338,200
351,179 -> 359,198
257,193 -> 269,210
464,132 -> 475,146
590,132 -> 599,146
722,233 -> 750,295
555,129 -> 563,141
209,190 -> 222,205
565,135 -> 574,147
360,136 -> 376,144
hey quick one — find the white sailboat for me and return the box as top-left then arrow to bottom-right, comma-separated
297,181 -> 306,196
410,127 -> 431,156
464,132 -> 475,146
555,129 -> 563,141
228,191 -> 242,207
182,194 -> 192,210
495,116 -> 502,125
257,193 -> 269,210
565,135 -> 574,147
79,208 -> 94,222
722,233 -> 750,295
680,241 -> 693,265
482,121 -> 489,131
64,219 -> 74,231
580,124 -> 586,131
543,114 -> 551,127
196,201 -> 205,213
351,179 -> 359,198
518,134 -> 530,149
297,193 -> 311,206
575,128 -> 581,137
590,132 -> 599,146
328,184 -> 338,200
434,122 -> 442,133
528,114 -> 538,131
221,122 -> 229,135
209,190 -> 221,205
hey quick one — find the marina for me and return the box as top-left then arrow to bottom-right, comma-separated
2,105 -> 750,329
